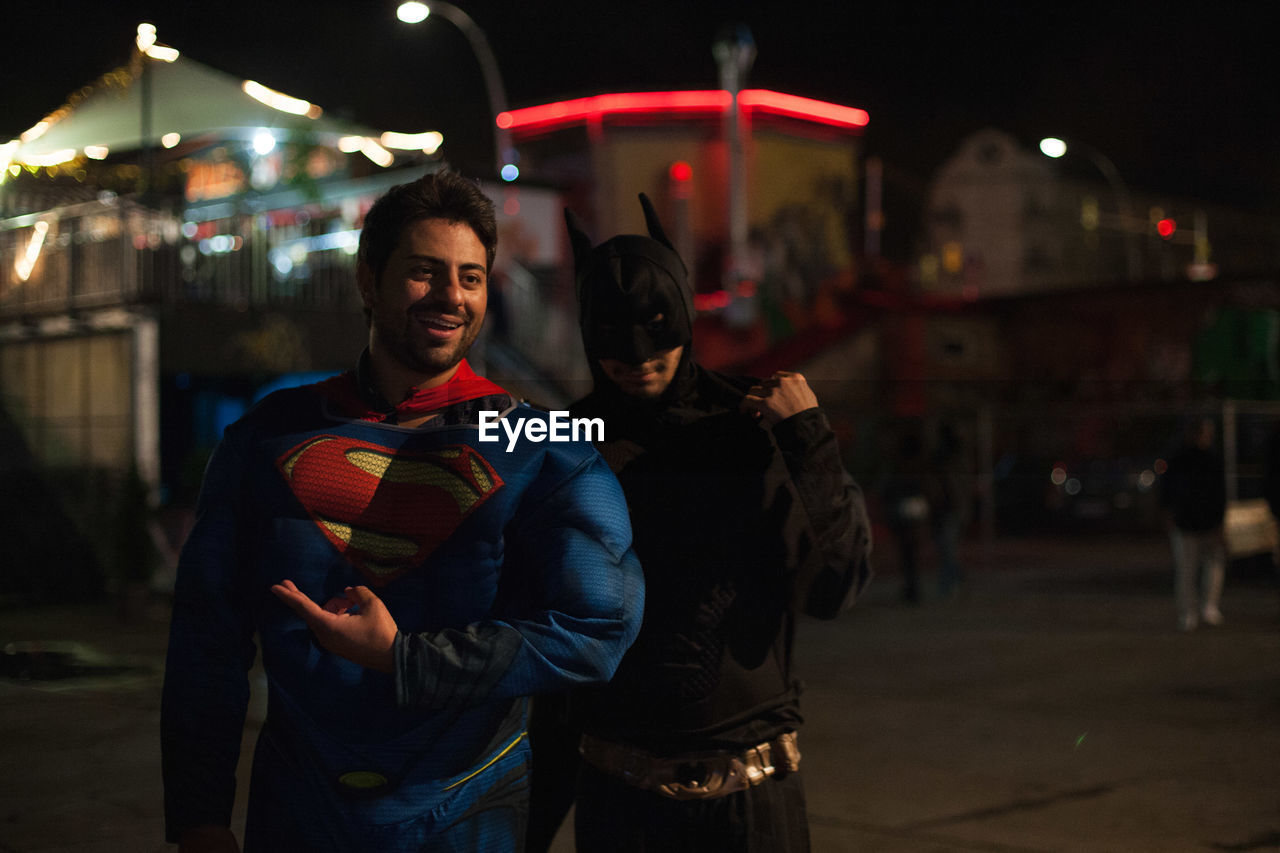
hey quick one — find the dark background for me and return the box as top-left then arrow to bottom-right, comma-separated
3,1 -> 1275,207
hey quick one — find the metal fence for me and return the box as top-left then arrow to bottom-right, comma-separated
1,194 -> 365,319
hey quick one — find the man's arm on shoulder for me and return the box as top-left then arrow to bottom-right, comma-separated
161,435 -> 257,845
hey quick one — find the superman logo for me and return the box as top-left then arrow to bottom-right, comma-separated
277,436 -> 504,586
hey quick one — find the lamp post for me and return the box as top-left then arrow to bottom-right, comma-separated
1039,137 -> 1139,280
713,24 -> 756,326
397,1 -> 516,181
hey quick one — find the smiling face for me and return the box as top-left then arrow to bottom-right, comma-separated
598,342 -> 684,400
358,217 -> 487,392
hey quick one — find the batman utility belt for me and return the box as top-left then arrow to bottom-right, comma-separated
579,731 -> 801,800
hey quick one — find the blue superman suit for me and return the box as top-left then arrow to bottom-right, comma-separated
161,386 -> 643,852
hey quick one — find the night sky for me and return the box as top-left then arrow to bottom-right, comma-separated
3,1 -> 1276,208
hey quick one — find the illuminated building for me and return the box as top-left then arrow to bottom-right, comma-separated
501,88 -> 869,364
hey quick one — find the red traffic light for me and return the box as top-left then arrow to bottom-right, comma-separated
669,161 -> 693,183
1157,218 -> 1177,239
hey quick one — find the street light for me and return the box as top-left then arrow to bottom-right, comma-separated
396,1 -> 517,181
713,23 -> 756,326
1039,137 -> 1139,279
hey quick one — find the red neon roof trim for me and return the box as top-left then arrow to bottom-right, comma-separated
497,89 -> 868,132
497,91 -> 731,130
738,90 -> 869,128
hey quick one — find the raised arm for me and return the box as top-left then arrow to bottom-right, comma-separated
747,372 -> 873,619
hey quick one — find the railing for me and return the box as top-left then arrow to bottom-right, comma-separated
1,195 -> 364,319
2,198 -> 150,316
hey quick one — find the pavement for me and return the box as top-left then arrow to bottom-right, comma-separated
2,533 -> 1278,852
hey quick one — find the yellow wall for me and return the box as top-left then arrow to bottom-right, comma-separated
593,130 -> 722,238
749,131 -> 858,268
595,126 -> 859,269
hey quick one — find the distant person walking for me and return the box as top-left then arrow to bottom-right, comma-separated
926,422 -> 970,600
1160,417 -> 1227,631
882,430 -> 929,604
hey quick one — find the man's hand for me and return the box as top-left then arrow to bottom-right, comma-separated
178,825 -> 239,853
270,580 -> 397,674
740,371 -> 819,427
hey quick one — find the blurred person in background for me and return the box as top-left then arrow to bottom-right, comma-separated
926,422 -> 971,600
1159,416 -> 1227,632
881,429 -> 929,605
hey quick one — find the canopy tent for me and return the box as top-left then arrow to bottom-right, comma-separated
3,27 -> 441,176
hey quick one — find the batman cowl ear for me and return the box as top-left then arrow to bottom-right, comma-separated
638,193 -> 673,249
638,193 -> 686,275
564,207 -> 595,274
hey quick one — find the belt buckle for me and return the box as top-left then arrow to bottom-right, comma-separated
676,761 -> 710,787
656,760 -> 730,800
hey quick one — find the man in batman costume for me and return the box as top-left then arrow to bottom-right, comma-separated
526,195 -> 872,852
161,170 -> 643,853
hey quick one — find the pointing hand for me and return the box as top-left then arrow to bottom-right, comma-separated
271,580 -> 397,674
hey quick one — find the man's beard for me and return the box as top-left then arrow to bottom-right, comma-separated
376,309 -> 480,378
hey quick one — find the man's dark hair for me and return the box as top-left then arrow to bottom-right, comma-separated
358,169 -> 498,284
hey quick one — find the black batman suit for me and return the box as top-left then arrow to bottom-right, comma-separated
526,195 -> 872,853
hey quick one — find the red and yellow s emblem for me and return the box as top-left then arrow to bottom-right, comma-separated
277,436 -> 503,586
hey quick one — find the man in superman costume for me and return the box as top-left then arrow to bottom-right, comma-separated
161,170 -> 643,853
525,196 -> 872,852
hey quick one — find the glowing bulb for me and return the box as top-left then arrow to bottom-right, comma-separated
0,140 -> 18,182
136,23 -> 157,51
253,131 -> 276,155
21,121 -> 50,144
135,23 -> 178,60
243,81 -> 321,118
358,138 -> 394,168
1039,137 -> 1067,158
380,131 -> 444,153
338,136 -> 400,164
21,149 -> 77,167
15,220 -> 50,282
146,45 -> 180,62
397,2 -> 430,23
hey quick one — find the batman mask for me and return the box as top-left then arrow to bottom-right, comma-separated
566,194 -> 695,367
